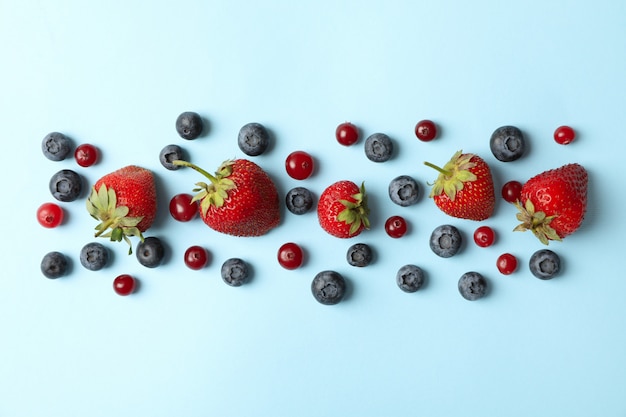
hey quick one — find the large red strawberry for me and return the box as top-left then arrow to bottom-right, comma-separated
425,150 -> 495,221
86,165 -> 157,253
174,158 -> 280,236
514,163 -> 588,244
317,181 -> 370,238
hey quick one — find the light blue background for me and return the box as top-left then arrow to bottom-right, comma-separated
2,1 -> 625,416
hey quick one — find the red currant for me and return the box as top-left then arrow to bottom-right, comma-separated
496,253 -> 518,275
285,151 -> 314,180
473,226 -> 495,247
36,202 -> 64,228
184,245 -> 209,270
385,215 -> 408,238
74,143 -> 99,167
501,180 -> 523,203
113,274 -> 136,296
277,242 -> 304,270
169,193 -> 198,222
554,125 -> 575,145
335,122 -> 359,146
414,119 -> 437,142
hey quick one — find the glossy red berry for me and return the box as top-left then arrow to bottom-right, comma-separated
113,274 -> 136,296
74,143 -> 99,167
277,242 -> 304,270
496,253 -> 518,275
184,246 -> 209,270
285,151 -> 314,180
385,215 -> 408,238
414,120 -> 437,142
473,226 -> 495,247
169,193 -> 198,222
501,180 -> 523,203
37,202 -> 64,228
335,122 -> 359,146
554,125 -> 576,145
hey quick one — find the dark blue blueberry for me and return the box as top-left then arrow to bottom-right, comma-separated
238,122 -> 269,156
346,243 -> 373,267
42,132 -> 72,161
41,251 -> 68,279
221,258 -> 249,287
49,169 -> 82,202
396,264 -> 425,293
430,225 -> 462,258
176,112 -> 203,140
458,271 -> 488,300
136,237 -> 165,268
490,125 -> 525,162
529,249 -> 560,280
364,133 -> 393,162
159,144 -> 184,170
388,175 -> 420,206
285,186 -> 314,215
79,242 -> 109,271
311,270 -> 346,305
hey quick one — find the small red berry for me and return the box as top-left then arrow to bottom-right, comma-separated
385,215 -> 408,238
169,193 -> 198,222
113,274 -> 136,296
501,180 -> 523,203
184,246 -> 209,270
415,120 -> 437,142
74,143 -> 99,167
277,242 -> 304,270
285,151 -> 314,180
473,226 -> 495,247
554,125 -> 576,145
335,122 -> 359,146
496,253 -> 518,275
37,202 -> 64,228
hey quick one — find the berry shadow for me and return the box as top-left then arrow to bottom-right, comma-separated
341,276 -> 354,303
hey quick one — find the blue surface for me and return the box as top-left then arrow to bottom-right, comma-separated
2,1 -> 626,416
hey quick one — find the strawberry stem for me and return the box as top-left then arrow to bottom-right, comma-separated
172,160 -> 218,184
424,161 -> 450,176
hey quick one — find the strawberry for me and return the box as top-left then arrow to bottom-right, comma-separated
425,150 -> 495,221
514,163 -> 588,244
317,181 -> 370,238
86,165 -> 157,253
174,158 -> 280,237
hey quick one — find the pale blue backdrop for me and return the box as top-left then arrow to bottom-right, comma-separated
1,1 -> 625,416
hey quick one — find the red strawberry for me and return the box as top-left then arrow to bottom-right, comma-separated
514,163 -> 588,244
87,165 -> 157,253
174,158 -> 280,236
425,151 -> 495,221
317,181 -> 370,238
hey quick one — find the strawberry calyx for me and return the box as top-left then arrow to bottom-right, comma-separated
172,159 -> 236,216
424,150 -> 477,201
513,199 -> 561,245
337,182 -> 370,235
86,184 -> 145,254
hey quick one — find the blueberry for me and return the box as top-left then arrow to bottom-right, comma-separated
388,175 -> 420,206
238,122 -> 270,156
159,144 -> 184,170
311,270 -> 346,305
458,271 -> 488,301
79,242 -> 109,271
42,132 -> 72,161
346,243 -> 373,267
49,169 -> 82,202
136,237 -> 165,268
41,251 -> 68,279
430,225 -> 462,258
529,249 -> 561,280
285,186 -> 314,215
221,258 -> 249,287
490,125 -> 525,162
364,133 -> 393,162
176,111 -> 203,140
396,264 -> 425,293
